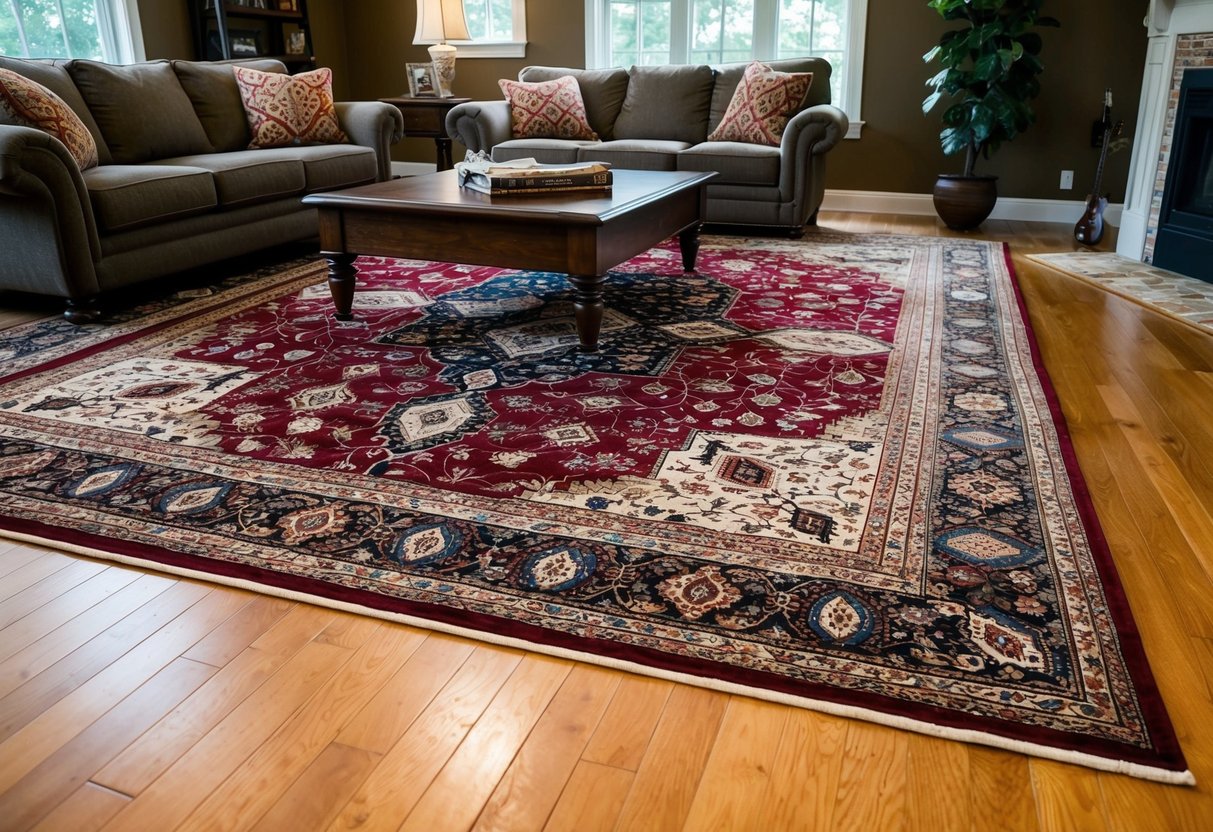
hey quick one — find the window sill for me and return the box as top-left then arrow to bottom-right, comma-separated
846,121 -> 865,140
415,41 -> 528,59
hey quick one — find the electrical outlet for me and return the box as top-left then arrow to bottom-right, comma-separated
1060,170 -> 1074,190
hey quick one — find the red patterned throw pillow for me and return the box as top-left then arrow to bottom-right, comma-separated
708,61 -> 813,146
233,66 -> 347,149
0,67 -> 98,170
499,76 -> 598,141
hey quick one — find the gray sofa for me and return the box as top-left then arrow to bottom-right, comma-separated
446,59 -> 848,234
0,57 -> 404,322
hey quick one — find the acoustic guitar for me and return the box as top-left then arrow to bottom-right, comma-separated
1074,89 -> 1124,246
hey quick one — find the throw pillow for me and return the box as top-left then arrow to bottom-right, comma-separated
0,67 -> 98,170
707,61 -> 813,146
233,65 -> 347,149
499,76 -> 598,141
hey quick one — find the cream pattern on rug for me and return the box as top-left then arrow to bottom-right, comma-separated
1027,252 -> 1213,335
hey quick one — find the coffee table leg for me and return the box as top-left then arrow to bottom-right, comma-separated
325,252 -> 357,321
568,273 -> 605,352
679,223 -> 701,272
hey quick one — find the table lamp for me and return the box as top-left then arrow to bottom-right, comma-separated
417,0 -> 470,97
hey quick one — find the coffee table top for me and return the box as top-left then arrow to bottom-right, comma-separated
302,169 -> 715,225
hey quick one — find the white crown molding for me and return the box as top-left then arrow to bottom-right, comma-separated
821,190 -> 1123,226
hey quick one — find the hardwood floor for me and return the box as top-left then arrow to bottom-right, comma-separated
1,214 -> 1211,831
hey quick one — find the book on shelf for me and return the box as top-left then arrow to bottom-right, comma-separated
455,158 -> 612,195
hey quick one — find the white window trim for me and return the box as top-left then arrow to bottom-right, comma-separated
413,0 -> 527,59
584,0 -> 866,139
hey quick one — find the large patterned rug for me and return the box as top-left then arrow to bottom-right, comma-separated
0,233 -> 1191,783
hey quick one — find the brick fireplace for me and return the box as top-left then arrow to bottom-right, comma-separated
1118,1 -> 1213,277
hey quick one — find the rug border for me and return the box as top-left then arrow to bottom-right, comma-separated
0,240 -> 1195,786
0,524 -> 1193,786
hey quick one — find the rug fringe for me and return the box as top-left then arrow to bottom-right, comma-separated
1,528 -> 1195,788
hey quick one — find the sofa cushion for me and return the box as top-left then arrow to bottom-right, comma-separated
576,139 -> 688,171
492,138 -> 599,165
613,65 -> 714,144
0,68 -> 99,169
499,76 -> 598,141
518,66 -> 629,141
83,164 -> 217,232
173,59 -> 287,152
709,57 -> 830,135
158,151 -> 306,208
676,141 -> 781,186
67,60 -> 211,164
234,145 -> 376,192
233,66 -> 347,149
0,56 -> 111,164
708,62 -> 812,146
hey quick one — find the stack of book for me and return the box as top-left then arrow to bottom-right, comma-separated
455,158 -> 612,196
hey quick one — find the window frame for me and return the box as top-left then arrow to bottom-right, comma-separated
583,0 -> 866,138
413,0 -> 528,59
1,0 -> 144,63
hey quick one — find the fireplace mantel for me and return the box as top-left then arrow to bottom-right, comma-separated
1118,0 -> 1213,261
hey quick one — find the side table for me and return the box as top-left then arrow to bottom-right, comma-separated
379,96 -> 471,172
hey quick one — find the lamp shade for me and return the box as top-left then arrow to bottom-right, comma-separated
417,0 -> 471,42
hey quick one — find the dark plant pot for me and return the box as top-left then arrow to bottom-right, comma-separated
933,174 -> 999,231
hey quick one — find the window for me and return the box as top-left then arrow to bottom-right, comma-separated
0,0 -> 143,63
414,0 -> 527,59
585,0 -> 866,137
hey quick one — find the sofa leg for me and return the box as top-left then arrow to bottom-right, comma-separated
787,225 -> 806,240
63,297 -> 100,324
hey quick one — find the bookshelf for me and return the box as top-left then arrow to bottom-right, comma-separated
189,1 -> 316,72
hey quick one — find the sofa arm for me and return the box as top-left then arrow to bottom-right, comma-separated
0,125 -> 102,300
446,100 -> 513,157
778,105 -> 849,203
335,101 -> 404,182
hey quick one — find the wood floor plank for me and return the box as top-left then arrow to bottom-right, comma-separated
180,595 -> 294,668
335,633 -> 474,754
0,552 -> 73,603
250,743 -> 382,832
751,708 -> 847,832
1030,760 -> 1107,832
471,664 -> 620,832
580,674 -> 672,771
968,747 -> 1040,832
0,558 -> 107,630
324,646 -> 524,831
399,653 -> 573,832
176,625 -> 424,832
0,579 -> 211,744
680,697 -> 789,832
1098,774 -> 1183,832
0,544 -> 46,579
0,657 -> 216,831
92,604 -> 337,796
830,722 -> 910,832
29,782 -> 130,832
906,732 -> 972,832
97,639 -> 353,832
541,760 -> 633,832
612,685 -> 728,832
0,584 -> 234,792
0,567 -> 150,668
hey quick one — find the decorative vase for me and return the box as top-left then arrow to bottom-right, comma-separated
933,174 -> 999,231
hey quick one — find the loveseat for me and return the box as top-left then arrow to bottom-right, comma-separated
0,57 -> 403,322
446,59 -> 848,234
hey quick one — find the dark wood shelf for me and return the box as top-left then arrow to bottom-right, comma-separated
190,0 -> 316,73
219,4 -> 303,21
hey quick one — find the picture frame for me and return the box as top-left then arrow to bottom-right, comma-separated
406,62 -> 438,97
228,29 -> 263,58
287,31 -> 307,55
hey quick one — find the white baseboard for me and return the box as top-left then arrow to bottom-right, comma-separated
391,161 -> 438,177
821,189 -> 1123,227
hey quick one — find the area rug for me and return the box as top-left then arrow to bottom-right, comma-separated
1027,251 -> 1213,336
0,233 -> 1192,784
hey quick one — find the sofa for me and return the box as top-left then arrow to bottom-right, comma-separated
446,59 -> 848,234
0,57 -> 404,322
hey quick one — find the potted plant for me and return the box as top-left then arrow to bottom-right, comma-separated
923,0 -> 1058,230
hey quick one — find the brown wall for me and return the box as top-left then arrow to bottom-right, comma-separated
134,0 -> 1147,201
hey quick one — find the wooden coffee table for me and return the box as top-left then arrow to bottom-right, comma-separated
301,169 -> 716,352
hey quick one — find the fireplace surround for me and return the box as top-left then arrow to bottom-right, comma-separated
1117,0 -> 1213,280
